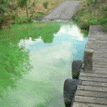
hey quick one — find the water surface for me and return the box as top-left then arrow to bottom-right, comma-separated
0,21 -> 88,107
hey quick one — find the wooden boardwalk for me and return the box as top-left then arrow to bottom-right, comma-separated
72,25 -> 107,107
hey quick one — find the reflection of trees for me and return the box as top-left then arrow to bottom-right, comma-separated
33,23 -> 61,43
0,21 -> 61,97
0,36 -> 33,98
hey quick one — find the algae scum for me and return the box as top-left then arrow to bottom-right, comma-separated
0,20 -> 88,107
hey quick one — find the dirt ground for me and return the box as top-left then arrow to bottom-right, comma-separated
12,0 -> 82,20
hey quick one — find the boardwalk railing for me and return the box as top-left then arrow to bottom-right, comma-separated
84,49 -> 94,71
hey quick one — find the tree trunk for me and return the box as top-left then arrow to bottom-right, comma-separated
26,1 -> 28,17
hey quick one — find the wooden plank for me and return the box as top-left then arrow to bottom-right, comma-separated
86,45 -> 107,49
76,90 -> 107,98
93,62 -> 107,65
74,96 -> 107,105
93,67 -> 107,71
94,51 -> 107,53
93,54 -> 107,57
93,59 -> 107,63
93,58 -> 107,62
86,46 -> 107,49
87,41 -> 107,43
94,49 -> 107,51
93,54 -> 107,58
85,48 -> 107,51
92,70 -> 107,74
86,43 -> 107,48
80,76 -> 107,82
87,36 -> 107,41
87,41 -> 107,44
93,65 -> 107,68
73,25 -> 107,107
77,85 -> 107,92
93,55 -> 107,58
81,81 -> 107,87
88,25 -> 104,31
93,51 -> 107,54
80,72 -> 107,78
73,102 -> 107,107
80,69 -> 107,74
93,64 -> 107,68
87,33 -> 107,41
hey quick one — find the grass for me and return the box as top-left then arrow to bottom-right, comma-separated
71,0 -> 107,36
50,2 -> 57,5
1,0 -> 107,36
13,17 -> 34,24
36,12 -> 46,19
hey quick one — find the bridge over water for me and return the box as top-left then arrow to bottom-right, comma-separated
73,25 -> 107,107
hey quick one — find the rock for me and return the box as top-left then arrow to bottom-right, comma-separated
63,78 -> 79,107
72,60 -> 82,79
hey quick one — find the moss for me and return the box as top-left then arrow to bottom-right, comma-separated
64,97 -> 72,102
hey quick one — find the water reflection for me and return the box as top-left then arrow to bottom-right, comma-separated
0,34 -> 33,98
18,24 -> 87,107
0,23 -> 88,107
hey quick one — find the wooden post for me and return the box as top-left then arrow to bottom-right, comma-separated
84,49 -> 94,71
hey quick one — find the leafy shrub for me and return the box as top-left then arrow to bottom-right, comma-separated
10,13 -> 18,20
97,16 -> 107,24
0,7 -> 5,14
43,1 -> 49,9
102,6 -> 107,11
14,17 -> 33,24
32,2 -> 35,6
18,0 -> 28,7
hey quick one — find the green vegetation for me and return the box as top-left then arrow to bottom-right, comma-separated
32,0 -> 38,7
18,0 -> 29,17
43,1 -> 49,9
13,17 -> 33,24
2,0 -> 107,99
0,21 -> 61,97
0,32 -> 33,97
9,12 -> 34,24
36,12 -> 45,19
72,0 -> 107,36
50,2 -> 57,5
18,0 -> 28,7
0,0 -> 107,33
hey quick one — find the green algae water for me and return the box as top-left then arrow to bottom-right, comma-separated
0,20 -> 88,107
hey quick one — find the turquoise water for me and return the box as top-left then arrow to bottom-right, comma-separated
0,21 -> 88,107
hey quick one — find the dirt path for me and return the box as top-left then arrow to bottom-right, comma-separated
40,1 -> 82,21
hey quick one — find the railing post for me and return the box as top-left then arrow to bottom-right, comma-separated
84,49 -> 94,71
